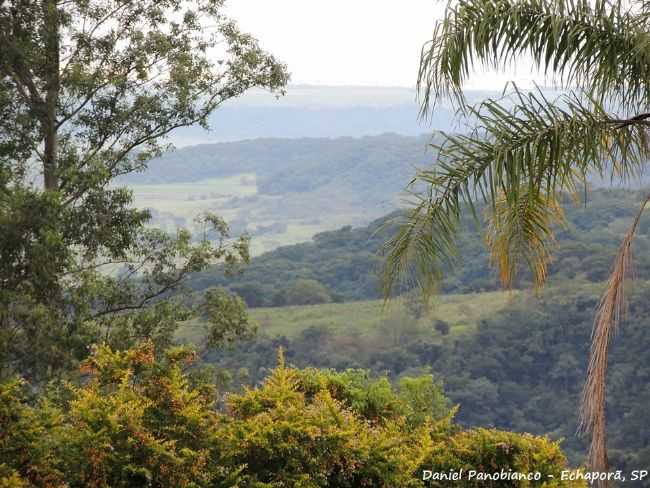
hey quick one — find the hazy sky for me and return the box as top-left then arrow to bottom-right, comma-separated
225,0 -> 542,89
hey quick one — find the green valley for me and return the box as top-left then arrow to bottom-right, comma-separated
174,188 -> 650,482
5,0 -> 650,483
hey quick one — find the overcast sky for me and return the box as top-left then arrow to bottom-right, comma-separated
225,0 -> 542,89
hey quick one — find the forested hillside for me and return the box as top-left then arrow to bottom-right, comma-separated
123,132 -> 650,257
120,133 -> 435,190
190,188 -> 650,306
173,188 -> 650,484
200,284 -> 650,478
120,134 -> 442,254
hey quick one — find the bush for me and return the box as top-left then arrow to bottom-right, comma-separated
0,344 -> 583,487
283,279 -> 332,306
422,428 -> 584,487
434,320 -> 451,336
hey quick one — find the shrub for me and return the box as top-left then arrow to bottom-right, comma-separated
283,279 -> 332,306
1,344 -> 583,487
434,320 -> 451,336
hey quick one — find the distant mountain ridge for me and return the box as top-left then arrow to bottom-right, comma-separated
163,85 -> 560,146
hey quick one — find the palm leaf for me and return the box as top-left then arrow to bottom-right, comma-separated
579,193 -> 650,476
383,88 -> 648,298
419,0 -> 650,114
486,188 -> 565,288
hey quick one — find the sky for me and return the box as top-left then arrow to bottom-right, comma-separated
225,0 -> 543,89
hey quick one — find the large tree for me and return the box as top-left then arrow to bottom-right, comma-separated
383,0 -> 650,481
0,0 -> 288,381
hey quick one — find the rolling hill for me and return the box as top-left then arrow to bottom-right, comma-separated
188,188 -> 650,305
121,133 -> 440,254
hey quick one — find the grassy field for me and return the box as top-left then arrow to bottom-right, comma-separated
123,174 -> 372,256
251,290 -> 521,337
129,174 -> 257,216
177,290 -> 522,345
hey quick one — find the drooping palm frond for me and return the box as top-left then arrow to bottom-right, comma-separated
382,183 -> 459,299
419,0 -> 650,114
579,193 -> 650,478
486,188 -> 565,289
383,88 -> 649,298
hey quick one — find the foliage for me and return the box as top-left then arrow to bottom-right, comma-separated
200,287 -> 257,347
0,378 -> 62,487
192,188 -> 650,306
209,282 -> 650,484
281,279 -> 333,306
425,428 -> 582,487
0,343 -> 580,487
57,342 -> 226,487
1,342 -> 229,487
0,208 -> 254,381
220,350 -> 577,487
0,0 -> 287,381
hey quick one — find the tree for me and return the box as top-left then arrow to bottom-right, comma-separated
383,0 -> 650,479
283,279 -> 332,306
0,0 -> 288,381
434,320 -> 450,336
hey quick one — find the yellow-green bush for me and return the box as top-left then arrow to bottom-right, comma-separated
0,343 -> 584,487
422,428 -> 585,487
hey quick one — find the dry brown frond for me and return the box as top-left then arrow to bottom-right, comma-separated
580,192 -> 650,486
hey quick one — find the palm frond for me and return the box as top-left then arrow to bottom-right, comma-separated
383,88 -> 649,298
579,193 -> 650,478
382,187 -> 459,299
486,189 -> 565,289
419,0 -> 650,114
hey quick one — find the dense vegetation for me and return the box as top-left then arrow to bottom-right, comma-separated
177,189 -> 650,484
0,1 -> 591,486
1,342 -> 582,487
191,189 -> 650,306
201,283 -> 650,482
0,0 -> 288,382
388,0 -> 650,474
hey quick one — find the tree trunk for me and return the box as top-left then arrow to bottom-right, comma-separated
42,0 -> 59,191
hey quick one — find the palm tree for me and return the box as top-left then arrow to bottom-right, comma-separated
383,0 -> 650,481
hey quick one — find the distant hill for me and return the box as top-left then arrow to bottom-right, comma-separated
120,133 -> 444,254
121,133 -> 436,189
120,86 -> 644,256
189,188 -> 650,306
161,84 -> 490,146
161,85 -> 571,146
